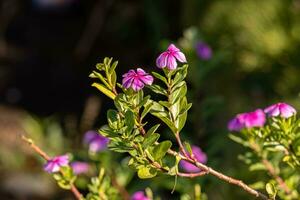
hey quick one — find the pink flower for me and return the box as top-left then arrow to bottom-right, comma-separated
131,191 -> 149,200
180,146 -> 207,173
122,68 -> 154,91
70,161 -> 90,175
228,109 -> 266,131
156,44 -> 187,70
264,102 -> 296,118
84,130 -> 109,153
44,155 -> 69,173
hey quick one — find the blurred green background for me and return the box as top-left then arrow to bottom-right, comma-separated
1,0 -> 300,199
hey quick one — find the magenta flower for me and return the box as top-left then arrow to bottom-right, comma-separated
264,102 -> 296,118
131,191 -> 149,200
122,68 -> 154,91
44,154 -> 69,173
195,42 -> 212,60
84,130 -> 109,153
156,44 -> 187,70
70,161 -> 90,175
180,146 -> 207,173
228,109 -> 266,131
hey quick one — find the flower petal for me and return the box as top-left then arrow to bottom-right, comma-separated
132,79 -> 144,91
166,55 -> 177,70
122,77 -> 134,88
280,103 -> 296,118
167,44 -> 180,52
140,75 -> 153,85
156,52 -> 168,68
174,51 -> 187,63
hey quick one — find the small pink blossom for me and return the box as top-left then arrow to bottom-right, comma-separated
180,146 -> 207,173
131,191 -> 149,200
264,102 -> 296,118
44,154 -> 69,173
156,44 -> 187,70
228,109 -> 266,131
70,161 -> 90,175
122,68 -> 154,91
84,130 -> 109,153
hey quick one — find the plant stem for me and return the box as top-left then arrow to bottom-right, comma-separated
250,142 -> 291,195
175,131 -> 190,158
166,147 -> 270,200
21,135 -> 83,200
177,171 -> 208,178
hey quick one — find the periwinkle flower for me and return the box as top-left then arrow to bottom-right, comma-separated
156,44 -> 187,70
131,191 -> 149,200
195,42 -> 212,60
180,146 -> 207,173
44,154 -> 69,173
264,102 -> 296,118
70,161 -> 90,175
84,130 -> 109,153
228,109 -> 266,131
122,68 -> 154,91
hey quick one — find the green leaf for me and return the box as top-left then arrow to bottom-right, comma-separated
99,126 -> 119,138
228,134 -> 249,147
92,83 -> 116,99
139,95 -> 150,107
125,110 -> 135,133
171,82 -> 187,104
111,71 -> 117,87
178,103 -> 192,116
160,116 -> 178,133
172,65 -> 188,87
146,124 -> 160,135
249,163 -> 266,171
175,97 -> 188,132
104,57 -> 112,67
153,140 -> 172,161
141,101 -> 153,120
107,109 -> 122,130
266,182 -> 277,199
152,72 -> 168,85
184,142 -> 192,155
109,61 -> 118,74
143,133 -> 160,149
147,84 -> 167,96
108,141 -> 134,153
137,166 -> 157,179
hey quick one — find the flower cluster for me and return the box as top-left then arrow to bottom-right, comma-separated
122,44 -> 186,91
228,102 -> 296,131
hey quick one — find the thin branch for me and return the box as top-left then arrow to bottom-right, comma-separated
175,131 -> 189,158
262,159 -> 291,195
250,142 -> 291,195
21,135 -> 83,200
177,171 -> 208,178
166,147 -> 270,200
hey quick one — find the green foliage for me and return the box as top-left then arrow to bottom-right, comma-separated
92,58 -> 191,183
86,168 -> 120,200
230,116 -> 300,199
52,166 -> 76,190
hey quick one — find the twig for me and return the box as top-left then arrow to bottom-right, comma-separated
166,147 -> 270,200
175,131 -> 190,158
262,159 -> 291,195
177,171 -> 208,178
21,135 -> 83,200
250,142 -> 291,195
